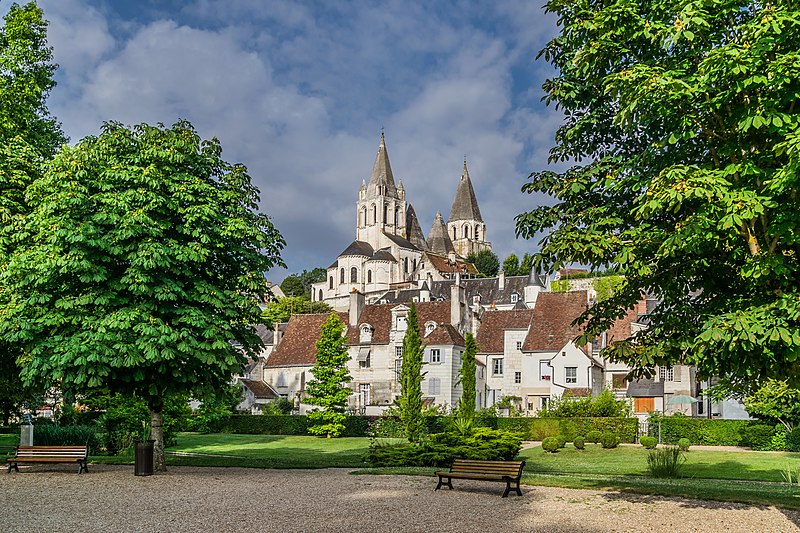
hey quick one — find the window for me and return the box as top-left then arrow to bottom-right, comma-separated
395,346 -> 403,358
659,366 -> 674,382
396,316 -> 407,330
350,267 -> 358,283
478,367 -> 484,379
357,347 -> 371,369
394,358 -> 402,381
539,360 -> 552,381
510,293 -> 519,303
514,372 -> 521,384
318,289 -> 323,301
540,397 -> 549,409
404,257 -> 408,273
476,226 -> 481,241
428,378 -> 441,395
452,227 -> 457,239
565,367 -> 577,384
412,259 -> 417,271
361,206 -> 367,227
612,374 -> 628,389
463,224 -> 469,238
367,270 -> 372,283
515,341 -> 522,351
371,204 -> 376,224
394,207 -> 399,226
383,203 -> 388,224
360,383 -> 371,406
329,276 -> 333,289
492,358 -> 503,376
429,349 -> 441,363
340,268 -> 345,284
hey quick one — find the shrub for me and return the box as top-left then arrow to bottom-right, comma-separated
742,424 -> 776,450
787,427 -> 800,452
538,390 -> 630,418
542,437 -> 560,453
600,431 -> 620,449
648,413 -> 748,445
556,434 -> 568,448
573,436 -> 585,450
770,430 -> 788,451
495,417 -> 638,442
640,436 -> 657,449
33,424 -> 99,450
677,438 -> 691,451
647,446 -> 685,478
587,430 -> 602,444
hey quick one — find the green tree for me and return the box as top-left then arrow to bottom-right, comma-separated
305,313 -> 351,438
397,303 -> 425,442
279,275 -> 306,297
743,380 -> 800,432
261,296 -> 331,329
502,253 -> 520,276
466,249 -> 500,277
0,2 -> 66,422
516,1 -> 800,384
0,121 -> 285,470
456,333 -> 477,421
519,253 -> 534,277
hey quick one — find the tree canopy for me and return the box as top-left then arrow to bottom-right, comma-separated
261,296 -> 331,329
466,249 -> 500,277
517,1 -> 800,385
0,121 -> 285,468
305,313 -> 352,438
280,267 -> 326,298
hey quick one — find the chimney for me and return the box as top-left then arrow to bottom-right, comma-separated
451,278 -> 465,329
273,323 -> 283,347
349,289 -> 365,327
498,270 -> 505,291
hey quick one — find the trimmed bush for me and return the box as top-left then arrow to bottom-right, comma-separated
677,438 -> 691,451
787,427 -> 800,452
640,436 -> 657,449
573,436 -> 585,450
647,446 -> 685,478
556,434 -> 568,448
600,431 -> 620,449
495,417 -> 637,443
648,414 -> 749,446
542,436 -> 560,453
586,430 -> 602,444
741,424 -> 776,450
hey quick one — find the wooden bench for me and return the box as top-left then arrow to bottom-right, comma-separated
7,446 -> 89,474
435,459 -> 525,497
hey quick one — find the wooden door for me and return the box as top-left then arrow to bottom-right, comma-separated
634,397 -> 655,413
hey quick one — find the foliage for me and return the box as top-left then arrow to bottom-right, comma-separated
788,427 -> 800,452
501,253 -> 535,277
640,436 -> 658,449
556,434 -> 568,448
465,249 -> 500,277
210,414 -> 371,437
516,0 -> 800,385
260,398 -> 293,416
186,384 -> 243,433
647,446 -> 685,479
280,268 -> 326,298
95,393 -> 189,454
451,415 -> 473,437
573,435 -> 585,449
538,390 -> 630,418
677,438 -> 691,452
305,313 -> 352,438
495,395 -> 523,416
592,275 -> 624,302
648,413 -> 750,446
397,303 -> 425,442
0,121 -> 285,470
741,424 -> 778,450
261,296 -> 331,329
494,416 -> 637,442
456,333 -> 477,421
587,430 -> 602,444
600,432 -> 620,449
743,379 -> 800,432
782,464 -> 800,487
550,279 -> 570,292
542,436 -> 560,453
33,424 -> 98,449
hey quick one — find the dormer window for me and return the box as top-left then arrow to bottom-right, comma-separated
510,293 -> 519,303
396,316 -> 407,331
472,295 -> 481,305
424,321 -> 437,335
359,324 -> 373,344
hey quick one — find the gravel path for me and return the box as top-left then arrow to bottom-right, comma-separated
2,464 -> 799,532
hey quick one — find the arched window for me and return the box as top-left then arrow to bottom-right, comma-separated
475,226 -> 481,241
463,224 -> 470,239
412,259 -> 417,271
452,227 -> 457,239
367,270 -> 372,283
340,268 -> 345,284
350,267 -> 358,283
371,204 -> 376,224
318,289 -> 323,301
404,257 -> 408,273
383,204 -> 388,224
361,206 -> 367,227
394,207 -> 399,227
329,276 -> 334,289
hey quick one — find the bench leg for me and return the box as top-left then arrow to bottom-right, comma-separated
78,460 -> 88,474
7,462 -> 19,473
435,476 -> 453,491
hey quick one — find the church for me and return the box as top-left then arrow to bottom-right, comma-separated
311,133 -> 492,311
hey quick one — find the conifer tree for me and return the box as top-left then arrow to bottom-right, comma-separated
306,313 -> 352,438
397,303 -> 424,442
456,333 -> 477,421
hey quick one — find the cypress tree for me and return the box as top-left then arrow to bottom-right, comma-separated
457,333 -> 477,421
398,303 -> 424,442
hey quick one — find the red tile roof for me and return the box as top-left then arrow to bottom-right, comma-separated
475,309 -> 535,354
240,379 -> 280,399
605,307 -> 639,343
424,253 -> 479,275
424,323 -> 465,346
522,291 -> 588,351
346,301 -> 452,345
266,312 -> 348,367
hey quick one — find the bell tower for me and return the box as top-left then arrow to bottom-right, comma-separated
356,133 -> 406,247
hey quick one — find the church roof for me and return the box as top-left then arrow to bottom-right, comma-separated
448,159 -> 483,223
427,210 -> 455,255
382,232 -> 418,251
366,133 -> 397,199
339,240 -> 374,257
369,248 -> 397,262
405,204 -> 430,251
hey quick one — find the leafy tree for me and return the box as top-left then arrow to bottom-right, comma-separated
397,303 -> 425,442
0,121 -> 285,470
280,267 -> 326,298
466,249 -> 500,277
279,275 -> 306,297
502,253 -> 520,276
519,253 -> 534,277
743,380 -> 800,432
456,333 -> 477,421
516,1 -> 800,384
305,313 -> 351,438
261,296 -> 332,329
0,2 -> 66,422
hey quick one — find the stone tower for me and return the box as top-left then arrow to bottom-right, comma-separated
447,159 -> 490,257
356,133 -> 407,246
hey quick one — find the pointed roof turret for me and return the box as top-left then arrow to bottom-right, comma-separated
427,210 -> 456,255
366,132 -> 397,199
406,204 -> 429,251
528,264 -> 545,287
448,158 -> 483,223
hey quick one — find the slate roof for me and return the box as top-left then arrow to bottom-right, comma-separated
254,324 -> 274,346
475,309 -> 535,354
522,291 -> 588,352
627,378 -> 664,398
266,312 -> 348,367
448,160 -> 483,223
240,379 -> 280,399
382,232 -> 418,251
427,211 -> 455,255
345,301 -> 452,345
365,133 -> 397,199
339,240 -> 374,257
429,276 -> 529,307
368,248 -> 397,262
405,204 -> 430,251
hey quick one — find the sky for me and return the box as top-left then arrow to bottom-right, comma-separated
10,0 -> 564,281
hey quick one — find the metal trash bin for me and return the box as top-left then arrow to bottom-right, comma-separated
134,440 -> 155,476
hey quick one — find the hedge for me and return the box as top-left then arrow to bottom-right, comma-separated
491,417 -> 638,443
216,415 -> 376,436
647,415 -> 751,446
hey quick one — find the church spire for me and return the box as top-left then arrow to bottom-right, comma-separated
366,131 -> 397,199
427,210 -> 455,255
448,158 -> 483,223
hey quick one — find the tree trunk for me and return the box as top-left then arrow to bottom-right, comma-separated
148,397 -> 166,472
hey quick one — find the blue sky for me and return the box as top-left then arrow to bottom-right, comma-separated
19,0 -> 563,281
